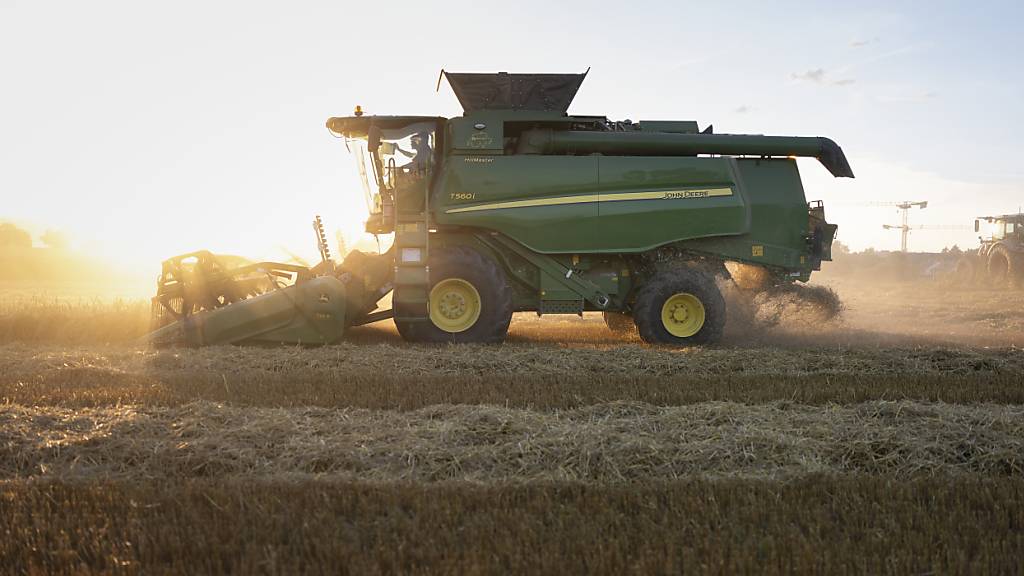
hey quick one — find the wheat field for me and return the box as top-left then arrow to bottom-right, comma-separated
1,279 -> 1023,574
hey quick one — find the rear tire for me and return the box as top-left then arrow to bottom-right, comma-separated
987,245 -> 1020,288
602,311 -> 636,335
395,247 -> 513,343
633,267 -> 726,346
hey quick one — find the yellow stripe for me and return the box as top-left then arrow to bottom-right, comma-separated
445,194 -> 601,214
445,188 -> 732,214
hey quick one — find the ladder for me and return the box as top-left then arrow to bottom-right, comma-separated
391,177 -> 431,324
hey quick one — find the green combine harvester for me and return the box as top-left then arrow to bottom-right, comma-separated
149,71 -> 851,347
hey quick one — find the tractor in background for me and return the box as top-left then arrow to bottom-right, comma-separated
955,213 -> 1024,288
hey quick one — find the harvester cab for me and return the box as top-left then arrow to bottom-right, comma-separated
337,117 -> 444,234
149,71 -> 851,348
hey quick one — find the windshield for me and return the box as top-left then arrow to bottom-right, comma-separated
350,139 -> 380,214
988,221 -> 1007,240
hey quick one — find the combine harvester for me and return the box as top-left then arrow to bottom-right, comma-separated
149,71 -> 852,347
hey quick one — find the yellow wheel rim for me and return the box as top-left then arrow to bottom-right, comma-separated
429,278 -> 482,333
660,292 -> 706,338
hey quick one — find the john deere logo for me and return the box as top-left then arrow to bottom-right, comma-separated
663,190 -> 711,199
467,132 -> 494,148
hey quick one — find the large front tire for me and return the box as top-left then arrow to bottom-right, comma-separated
395,247 -> 513,343
633,268 -> 726,346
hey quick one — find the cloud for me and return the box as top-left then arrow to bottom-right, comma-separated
850,37 -> 880,48
791,69 -> 856,87
791,68 -> 827,83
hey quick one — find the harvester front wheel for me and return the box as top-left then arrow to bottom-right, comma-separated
633,268 -> 725,346
396,247 -> 513,343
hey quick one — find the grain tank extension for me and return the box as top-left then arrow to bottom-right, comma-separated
149,71 -> 849,347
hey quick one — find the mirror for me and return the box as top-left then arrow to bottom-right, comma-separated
974,219 -> 980,232
378,142 -> 397,156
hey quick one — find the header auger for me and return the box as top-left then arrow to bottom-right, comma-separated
148,71 -> 850,347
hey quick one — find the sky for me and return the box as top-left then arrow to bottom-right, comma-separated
2,0 -> 1022,277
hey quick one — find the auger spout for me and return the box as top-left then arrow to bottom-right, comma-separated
515,130 -> 854,178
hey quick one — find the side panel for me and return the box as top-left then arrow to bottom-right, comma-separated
595,157 -> 747,252
433,154 -> 811,270
683,158 -> 811,269
736,158 -> 811,266
435,155 -> 601,252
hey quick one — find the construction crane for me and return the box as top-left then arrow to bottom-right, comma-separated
872,201 -> 929,252
835,200 -> 931,251
891,224 -> 973,231
882,223 -> 973,252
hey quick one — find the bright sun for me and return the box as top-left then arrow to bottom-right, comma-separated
60,148 -> 384,281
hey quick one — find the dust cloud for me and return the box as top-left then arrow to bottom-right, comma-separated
503,273 -> 1023,350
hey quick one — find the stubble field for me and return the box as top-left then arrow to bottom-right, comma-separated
1,277 -> 1022,574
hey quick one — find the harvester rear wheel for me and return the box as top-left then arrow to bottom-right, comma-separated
633,268 -> 725,346
396,247 -> 513,343
602,311 -> 636,335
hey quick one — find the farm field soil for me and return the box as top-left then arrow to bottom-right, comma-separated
1,280 -> 1022,573
5,478 -> 1022,575
4,278 -> 1023,348
2,343 -> 1024,410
